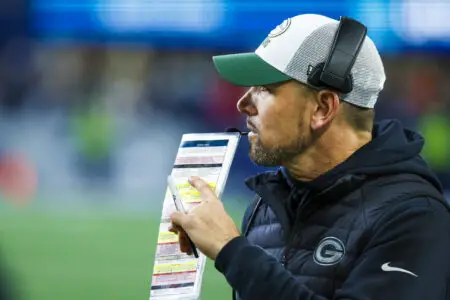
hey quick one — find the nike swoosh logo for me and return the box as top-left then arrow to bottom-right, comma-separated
381,262 -> 418,277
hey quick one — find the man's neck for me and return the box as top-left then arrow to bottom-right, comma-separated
284,126 -> 372,182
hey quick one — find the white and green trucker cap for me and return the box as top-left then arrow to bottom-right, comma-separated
212,14 -> 386,108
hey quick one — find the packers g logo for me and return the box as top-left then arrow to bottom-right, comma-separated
313,237 -> 345,266
268,18 -> 292,38
259,18 -> 291,48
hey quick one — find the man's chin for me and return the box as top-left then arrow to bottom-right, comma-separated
251,160 -> 280,168
248,135 -> 306,167
249,149 -> 281,167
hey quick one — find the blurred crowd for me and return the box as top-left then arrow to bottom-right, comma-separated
0,0 -> 447,207
0,40 -> 448,202
0,0 -> 450,207
0,40 -> 256,202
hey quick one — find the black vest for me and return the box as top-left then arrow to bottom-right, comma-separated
233,171 -> 447,300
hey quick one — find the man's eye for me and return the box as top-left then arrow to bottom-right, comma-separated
258,86 -> 271,93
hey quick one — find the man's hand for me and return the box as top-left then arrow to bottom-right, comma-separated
169,176 -> 240,260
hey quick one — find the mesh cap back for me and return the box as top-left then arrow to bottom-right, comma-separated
213,14 -> 386,109
282,21 -> 386,108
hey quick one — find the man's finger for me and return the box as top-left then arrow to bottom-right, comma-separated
188,176 -> 215,198
170,211 -> 189,228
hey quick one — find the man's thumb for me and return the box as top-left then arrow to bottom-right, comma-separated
170,211 -> 189,227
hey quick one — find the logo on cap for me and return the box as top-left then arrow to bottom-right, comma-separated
268,18 -> 292,38
313,237 -> 345,266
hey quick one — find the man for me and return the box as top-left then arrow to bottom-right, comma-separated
170,14 -> 450,299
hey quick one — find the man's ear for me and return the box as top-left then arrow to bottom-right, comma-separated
310,90 -> 340,131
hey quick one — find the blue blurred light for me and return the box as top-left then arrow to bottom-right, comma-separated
30,0 -> 450,52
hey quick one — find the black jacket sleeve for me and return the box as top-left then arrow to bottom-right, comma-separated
214,197 -> 450,300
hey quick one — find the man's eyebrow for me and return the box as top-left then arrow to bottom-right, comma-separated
265,81 -> 289,89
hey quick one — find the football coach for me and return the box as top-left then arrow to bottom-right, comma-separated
170,13 -> 450,300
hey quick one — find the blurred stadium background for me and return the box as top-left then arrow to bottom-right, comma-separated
0,0 -> 449,299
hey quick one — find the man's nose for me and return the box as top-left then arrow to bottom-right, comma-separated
237,89 -> 257,116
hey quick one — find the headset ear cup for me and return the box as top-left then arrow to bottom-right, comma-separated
307,62 -> 325,87
341,73 -> 353,94
306,17 -> 366,94
307,63 -> 354,94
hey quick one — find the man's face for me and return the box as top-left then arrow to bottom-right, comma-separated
237,81 -> 315,166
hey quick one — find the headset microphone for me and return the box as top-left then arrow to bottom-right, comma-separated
225,127 -> 249,136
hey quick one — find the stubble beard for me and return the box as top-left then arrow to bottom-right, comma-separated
249,134 -> 308,167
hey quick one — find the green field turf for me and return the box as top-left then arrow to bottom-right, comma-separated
0,203 -> 245,300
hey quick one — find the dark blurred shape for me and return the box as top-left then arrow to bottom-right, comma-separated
0,0 -> 30,113
0,251 -> 17,300
0,0 -> 28,45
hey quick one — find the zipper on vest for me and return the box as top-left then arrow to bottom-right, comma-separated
281,242 -> 293,267
281,254 -> 288,267
281,189 -> 311,268
281,229 -> 298,268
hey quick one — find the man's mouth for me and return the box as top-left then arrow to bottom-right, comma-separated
246,121 -> 258,134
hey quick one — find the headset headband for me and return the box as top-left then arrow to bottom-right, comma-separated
307,16 -> 367,94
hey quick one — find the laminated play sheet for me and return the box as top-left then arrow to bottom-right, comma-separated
149,132 -> 241,300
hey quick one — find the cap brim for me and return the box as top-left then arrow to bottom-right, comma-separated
212,52 -> 292,87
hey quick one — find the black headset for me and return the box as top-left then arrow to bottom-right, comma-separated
307,16 -> 367,94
